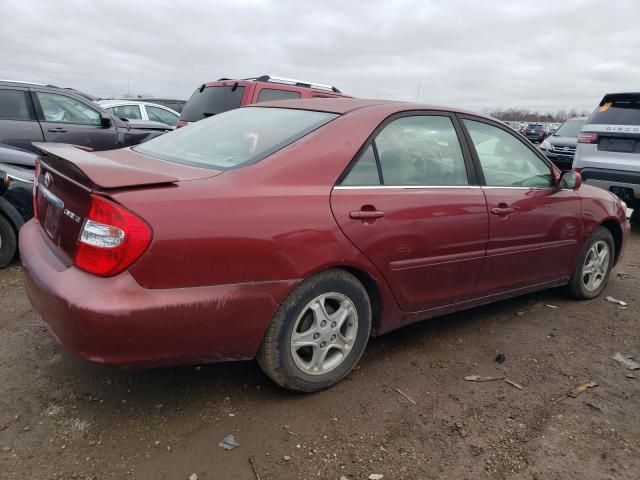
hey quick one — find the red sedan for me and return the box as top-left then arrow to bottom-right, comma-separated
21,98 -> 630,392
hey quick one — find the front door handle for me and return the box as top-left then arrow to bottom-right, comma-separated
491,206 -> 514,216
48,127 -> 67,133
349,210 -> 385,220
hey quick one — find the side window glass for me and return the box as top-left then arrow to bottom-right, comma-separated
36,92 -> 101,126
463,120 -> 552,188
376,116 -> 468,186
341,145 -> 380,186
256,89 -> 301,103
146,106 -> 178,126
0,90 -> 35,120
110,105 -> 142,120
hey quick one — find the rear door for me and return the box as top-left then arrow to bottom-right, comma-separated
0,86 -> 44,151
32,90 -> 119,150
460,117 -> 582,295
330,113 -> 488,312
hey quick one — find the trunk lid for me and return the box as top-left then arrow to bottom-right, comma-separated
33,143 -> 221,263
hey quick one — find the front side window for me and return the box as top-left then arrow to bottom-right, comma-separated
257,89 -> 301,103
109,105 -> 142,120
36,92 -> 101,125
135,107 -> 337,170
0,89 -> 35,120
463,120 -> 552,188
146,106 -> 178,126
341,115 -> 468,186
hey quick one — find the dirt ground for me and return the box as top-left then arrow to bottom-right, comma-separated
1,225 -> 639,480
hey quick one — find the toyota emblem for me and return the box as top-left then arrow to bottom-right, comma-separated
44,172 -> 53,188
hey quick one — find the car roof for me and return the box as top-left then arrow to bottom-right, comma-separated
250,97 -> 488,118
98,100 -> 179,112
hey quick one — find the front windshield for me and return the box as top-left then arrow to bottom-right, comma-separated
134,107 -> 338,170
553,119 -> 586,137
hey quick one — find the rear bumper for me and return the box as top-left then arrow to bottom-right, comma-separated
581,168 -> 640,207
20,220 -> 297,366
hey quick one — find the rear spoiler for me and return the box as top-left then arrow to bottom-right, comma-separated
33,143 -> 178,189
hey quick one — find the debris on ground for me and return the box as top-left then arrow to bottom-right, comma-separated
283,455 -> 292,461
369,475 -> 384,480
586,402 -> 603,412
394,388 -> 417,405
249,456 -> 261,480
188,474 -> 198,480
464,375 -> 505,382
218,434 -> 240,451
495,353 -> 506,363
453,422 -> 468,437
569,381 -> 598,398
627,373 -> 636,379
544,304 -> 558,309
612,352 -> 640,370
504,379 -> 524,390
515,310 -> 526,316
605,296 -> 628,306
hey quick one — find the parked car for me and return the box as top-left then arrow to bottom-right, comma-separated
0,80 -> 170,153
136,98 -> 186,113
98,100 -> 179,127
177,75 -> 348,128
541,117 -> 587,170
524,123 -> 547,143
573,92 -> 640,211
0,144 -> 35,267
21,98 -> 629,392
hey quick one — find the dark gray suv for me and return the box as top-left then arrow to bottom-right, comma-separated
0,80 -> 171,153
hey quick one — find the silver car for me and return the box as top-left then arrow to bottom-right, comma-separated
573,92 -> 640,212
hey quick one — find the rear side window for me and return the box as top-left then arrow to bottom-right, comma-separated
180,86 -> 245,122
0,89 -> 35,120
588,97 -> 640,126
135,107 -> 337,170
257,89 -> 301,103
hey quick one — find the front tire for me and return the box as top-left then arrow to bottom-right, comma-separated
0,215 -> 17,269
258,269 -> 371,392
567,227 -> 615,299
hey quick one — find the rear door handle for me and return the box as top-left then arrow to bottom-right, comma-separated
48,127 -> 67,133
491,207 -> 514,216
349,210 -> 385,220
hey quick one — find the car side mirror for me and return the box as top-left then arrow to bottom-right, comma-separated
559,171 -> 582,190
100,115 -> 112,128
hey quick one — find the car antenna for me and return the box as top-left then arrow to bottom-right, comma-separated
231,81 -> 239,92
199,84 -> 205,93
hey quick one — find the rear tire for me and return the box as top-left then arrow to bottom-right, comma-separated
257,269 -> 371,393
0,215 -> 17,269
567,227 -> 614,299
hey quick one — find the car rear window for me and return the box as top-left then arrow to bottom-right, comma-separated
134,106 -> 338,170
553,119 -> 585,137
180,86 -> 245,122
588,97 -> 640,126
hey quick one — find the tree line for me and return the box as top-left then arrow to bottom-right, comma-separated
480,107 -> 592,122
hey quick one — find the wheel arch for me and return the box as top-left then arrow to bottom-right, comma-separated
599,218 -> 623,264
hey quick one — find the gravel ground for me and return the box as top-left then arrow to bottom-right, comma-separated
0,224 -> 638,480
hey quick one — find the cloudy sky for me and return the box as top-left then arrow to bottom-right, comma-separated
1,0 -> 638,113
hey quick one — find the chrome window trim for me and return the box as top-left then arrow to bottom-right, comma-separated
333,185 -> 481,190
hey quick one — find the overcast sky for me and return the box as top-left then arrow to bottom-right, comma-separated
1,0 -> 638,113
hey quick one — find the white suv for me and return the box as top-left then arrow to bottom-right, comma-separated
573,92 -> 640,213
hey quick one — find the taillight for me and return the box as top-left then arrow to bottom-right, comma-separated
578,132 -> 598,144
32,159 -> 40,219
74,195 -> 152,277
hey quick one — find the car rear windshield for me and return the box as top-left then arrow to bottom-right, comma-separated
588,97 -> 640,126
553,119 -> 585,137
180,86 -> 245,122
134,107 -> 338,170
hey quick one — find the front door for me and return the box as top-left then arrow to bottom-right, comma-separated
330,114 -> 488,312
460,118 -> 582,295
33,91 -> 119,151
